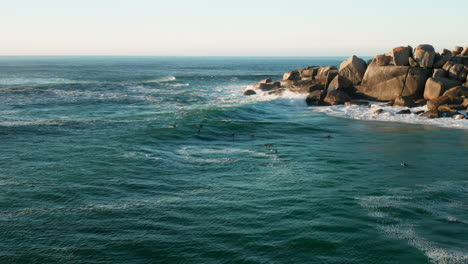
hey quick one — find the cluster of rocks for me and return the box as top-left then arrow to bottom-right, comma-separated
244,45 -> 468,119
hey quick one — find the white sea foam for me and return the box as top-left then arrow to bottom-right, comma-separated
0,119 -> 73,127
174,146 -> 280,164
245,84 -> 468,129
198,148 -> 270,157
51,89 -> 128,100
0,77 -> 95,86
167,83 -> 190,87
121,152 -> 161,161
142,76 -> 177,83
356,182 -> 468,264
310,103 -> 468,130
233,86 -> 308,110
379,224 -> 468,264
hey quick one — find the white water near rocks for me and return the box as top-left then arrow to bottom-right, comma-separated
314,103 -> 468,130
247,89 -> 468,130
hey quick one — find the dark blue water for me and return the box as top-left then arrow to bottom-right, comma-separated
0,57 -> 467,264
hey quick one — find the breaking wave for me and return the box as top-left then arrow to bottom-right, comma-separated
141,76 -> 177,83
245,87 -> 467,130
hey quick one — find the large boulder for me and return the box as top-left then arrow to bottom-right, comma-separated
375,55 -> 391,66
443,61 -> 455,71
339,55 -> 367,85
433,49 -> 452,68
286,80 -> 323,93
437,105 -> 459,117
462,98 -> 468,108
324,70 -> 339,88
433,69 -> 447,78
394,96 -> 415,107
413,44 -> 436,68
423,77 -> 461,100
461,67 -> 468,81
427,96 -> 451,111
327,75 -> 353,93
450,56 -> 468,66
299,67 -> 319,80
257,81 -> 281,91
279,79 -> 294,87
452,46 -> 463,56
420,110 -> 440,119
461,47 -> 468,56
448,63 -> 465,80
244,89 -> 256,96
306,90 -> 327,106
316,66 -> 338,80
253,79 -> 273,89
324,90 -> 350,105
409,57 -> 419,67
442,86 -> 468,100
283,70 -> 301,81
392,46 -> 411,66
358,61 -> 431,100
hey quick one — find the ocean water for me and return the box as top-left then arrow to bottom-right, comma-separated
0,56 -> 467,264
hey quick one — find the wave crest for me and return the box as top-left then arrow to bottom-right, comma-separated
142,76 -> 177,83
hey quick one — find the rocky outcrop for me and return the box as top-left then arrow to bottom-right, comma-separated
461,47 -> 468,56
447,63 -> 466,81
442,86 -> 468,100
409,57 -> 419,67
420,110 -> 440,119
316,66 -> 337,79
243,89 -> 256,96
375,55 -> 391,66
462,98 -> 468,108
327,75 -> 353,93
252,78 -> 282,91
413,44 -> 436,68
433,49 -> 452,68
324,70 -> 339,89
423,77 -> 461,100
339,55 -> 367,85
433,69 -> 447,78
359,61 -> 431,101
427,96 -> 451,111
286,80 -> 323,93
299,67 -> 319,80
324,90 -> 350,105
452,46 -> 463,56
394,96 -> 415,107
392,46 -> 411,66
306,90 -> 327,106
283,70 -> 301,81
279,79 -> 294,87
258,81 -> 281,91
246,43 -> 468,121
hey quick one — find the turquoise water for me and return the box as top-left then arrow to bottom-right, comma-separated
0,57 -> 467,264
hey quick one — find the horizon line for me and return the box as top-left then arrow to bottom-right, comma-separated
0,55 -> 374,58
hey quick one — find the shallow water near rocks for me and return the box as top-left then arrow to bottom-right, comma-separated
0,57 -> 467,263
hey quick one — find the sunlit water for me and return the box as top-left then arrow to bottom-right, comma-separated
0,57 -> 467,264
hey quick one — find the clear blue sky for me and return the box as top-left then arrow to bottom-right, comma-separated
1,0 -> 467,56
